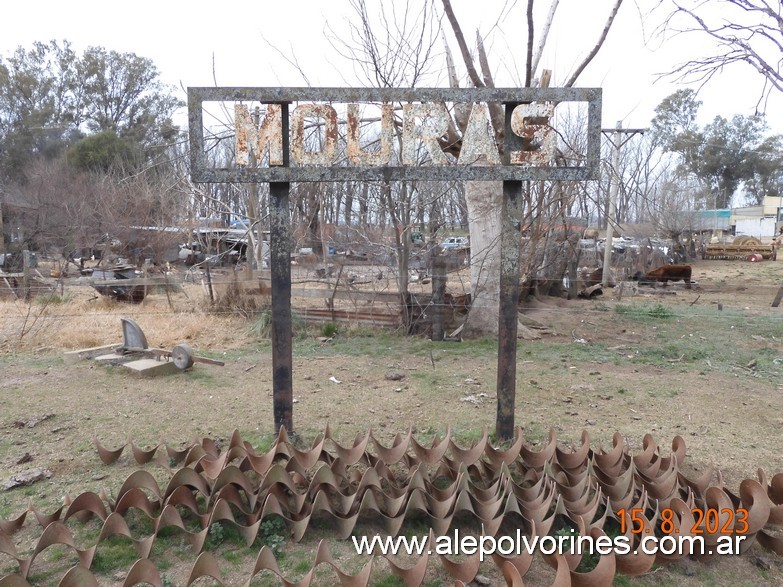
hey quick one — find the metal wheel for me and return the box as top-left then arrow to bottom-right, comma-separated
171,343 -> 195,370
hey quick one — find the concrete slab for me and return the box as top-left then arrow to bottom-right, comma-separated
122,358 -> 180,377
63,344 -> 118,364
94,353 -> 136,366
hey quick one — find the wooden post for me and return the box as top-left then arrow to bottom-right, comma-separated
772,282 -> 783,308
205,263 -> 214,304
431,249 -> 447,341
566,259 -> 578,300
0,201 -> 5,255
143,259 -> 151,301
602,122 -> 622,287
601,123 -> 646,286
22,250 -> 32,300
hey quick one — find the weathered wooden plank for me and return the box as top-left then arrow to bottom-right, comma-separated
259,285 -> 401,304
300,308 -> 400,327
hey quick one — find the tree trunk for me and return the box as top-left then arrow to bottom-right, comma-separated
343,184 -> 354,226
463,179 -> 503,337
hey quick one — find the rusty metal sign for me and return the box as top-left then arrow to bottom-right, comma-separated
188,87 -> 602,183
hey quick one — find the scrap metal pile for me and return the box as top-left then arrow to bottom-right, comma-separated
1,427 -> 783,586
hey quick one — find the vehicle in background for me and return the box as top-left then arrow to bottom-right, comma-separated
440,236 -> 469,250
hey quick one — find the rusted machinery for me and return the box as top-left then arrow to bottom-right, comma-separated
64,318 -> 224,374
116,317 -> 224,370
702,236 -> 777,260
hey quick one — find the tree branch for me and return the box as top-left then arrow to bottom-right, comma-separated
664,1 -> 783,99
441,0 -> 485,87
564,0 -> 624,87
530,0 -> 560,83
525,0 -> 535,87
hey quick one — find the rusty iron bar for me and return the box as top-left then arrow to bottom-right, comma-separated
270,103 -> 293,434
191,86 -> 601,102
496,181 -> 524,442
496,99 -> 526,442
188,87 -> 602,183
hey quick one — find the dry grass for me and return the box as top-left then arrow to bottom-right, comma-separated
2,258 -> 783,585
0,283 -> 256,353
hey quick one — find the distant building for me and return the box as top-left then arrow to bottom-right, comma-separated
730,196 -> 783,239
694,209 -> 731,233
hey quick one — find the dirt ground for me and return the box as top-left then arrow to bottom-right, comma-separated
1,258 -> 783,585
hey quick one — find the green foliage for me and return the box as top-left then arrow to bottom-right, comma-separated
0,40 -> 81,180
320,322 -> 339,338
0,40 -> 183,256
260,515 -> 287,554
0,40 -> 181,180
90,536 -> 139,573
207,521 -> 226,547
614,303 -> 674,320
409,370 -> 442,390
249,310 -> 307,340
635,342 -> 706,365
651,88 -> 783,208
651,89 -> 702,153
34,292 -> 71,305
373,575 -> 405,587
66,130 -> 142,172
292,558 -> 312,574
243,431 -> 278,454
78,46 -> 181,146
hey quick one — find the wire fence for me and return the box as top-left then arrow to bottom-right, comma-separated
0,253 -> 782,330
0,273 -> 781,321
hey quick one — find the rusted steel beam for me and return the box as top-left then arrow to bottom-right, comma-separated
270,103 -> 293,434
190,86 -> 600,103
192,164 -> 598,183
496,181 -> 523,442
496,101 -> 526,442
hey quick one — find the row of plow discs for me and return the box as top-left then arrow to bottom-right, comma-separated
1,426 -> 783,585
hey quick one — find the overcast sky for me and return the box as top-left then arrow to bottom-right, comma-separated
2,0 -> 781,134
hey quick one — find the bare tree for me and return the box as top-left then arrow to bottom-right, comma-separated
4,154 -> 188,264
647,169 -> 703,242
440,0 -> 624,337
330,0 -> 441,87
328,0 -> 443,322
659,0 -> 783,107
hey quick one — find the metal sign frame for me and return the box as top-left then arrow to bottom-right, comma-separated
187,85 -> 603,438
188,86 -> 602,183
